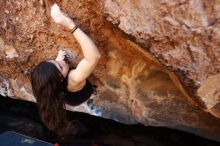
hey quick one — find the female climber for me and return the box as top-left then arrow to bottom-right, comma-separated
30,4 -> 101,135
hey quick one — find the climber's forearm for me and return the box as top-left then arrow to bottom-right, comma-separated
72,27 -> 101,62
51,4 -> 101,62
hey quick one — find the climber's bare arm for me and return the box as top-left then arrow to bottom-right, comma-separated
51,4 -> 101,91
67,28 -> 101,89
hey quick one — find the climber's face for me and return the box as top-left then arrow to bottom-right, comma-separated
49,60 -> 69,78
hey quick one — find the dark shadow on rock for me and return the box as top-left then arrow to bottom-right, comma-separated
0,96 -> 219,146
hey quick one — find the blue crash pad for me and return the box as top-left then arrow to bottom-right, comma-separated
0,131 -> 109,146
0,131 -> 54,146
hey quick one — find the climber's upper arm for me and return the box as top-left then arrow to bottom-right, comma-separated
67,57 -> 99,89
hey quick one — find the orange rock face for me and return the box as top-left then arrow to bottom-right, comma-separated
0,0 -> 220,141
103,0 -> 220,118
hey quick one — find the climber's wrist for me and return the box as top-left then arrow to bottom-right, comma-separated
70,25 -> 78,34
67,22 -> 76,30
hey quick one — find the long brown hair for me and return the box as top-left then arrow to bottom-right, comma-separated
31,61 -> 75,135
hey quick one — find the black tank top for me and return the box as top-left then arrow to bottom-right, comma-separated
58,77 -> 96,106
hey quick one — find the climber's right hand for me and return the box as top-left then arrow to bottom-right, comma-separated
55,50 -> 67,62
51,3 -> 76,30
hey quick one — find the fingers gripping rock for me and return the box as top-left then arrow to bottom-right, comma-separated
51,3 -> 74,29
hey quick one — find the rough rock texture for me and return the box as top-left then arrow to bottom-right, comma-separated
0,0 -> 220,142
103,0 -> 220,118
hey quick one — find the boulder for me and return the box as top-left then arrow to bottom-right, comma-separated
0,0 -> 220,141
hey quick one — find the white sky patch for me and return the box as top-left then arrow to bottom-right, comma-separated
65,95 -> 102,117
